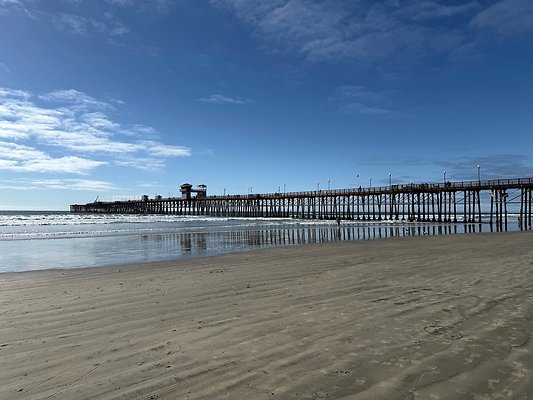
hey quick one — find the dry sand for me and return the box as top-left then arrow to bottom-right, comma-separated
1,231 -> 533,399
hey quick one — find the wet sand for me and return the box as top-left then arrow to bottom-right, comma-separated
1,231 -> 532,399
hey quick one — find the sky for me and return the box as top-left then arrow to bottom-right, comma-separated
0,0 -> 532,210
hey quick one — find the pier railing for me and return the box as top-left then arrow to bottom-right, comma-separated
71,177 -> 533,230
202,177 -> 532,200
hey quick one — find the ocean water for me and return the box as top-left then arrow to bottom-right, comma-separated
0,211 -> 522,273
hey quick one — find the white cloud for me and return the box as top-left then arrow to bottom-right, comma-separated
0,87 -> 31,99
68,179 -> 119,191
0,178 -> 118,191
199,94 -> 253,104
0,120 -> 30,139
40,89 -> 113,111
0,141 -> 106,174
0,86 -> 191,173
0,141 -> 47,160
25,157 -> 105,174
81,112 -> 120,131
143,141 -> 192,157
470,0 -> 533,36
125,124 -> 157,137
115,157 -> 165,171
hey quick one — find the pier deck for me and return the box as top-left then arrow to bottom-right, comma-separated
71,177 -> 533,230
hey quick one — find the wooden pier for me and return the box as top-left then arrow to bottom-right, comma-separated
70,177 -> 533,230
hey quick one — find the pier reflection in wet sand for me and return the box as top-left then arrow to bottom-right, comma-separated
0,221 -> 513,272
146,222 -> 489,259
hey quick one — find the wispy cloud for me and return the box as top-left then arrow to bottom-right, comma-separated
137,181 -> 161,188
1,1 -> 131,41
143,141 -> 191,157
115,157 -> 166,171
442,155 -> 533,180
106,0 -> 174,12
212,0 -> 478,67
0,0 -> 20,7
199,94 -> 253,105
342,102 -> 394,115
40,89 -> 113,111
212,0 -> 531,69
110,22 -> 130,36
329,85 -> 394,115
363,155 -> 533,181
124,124 -> 158,137
66,179 -> 119,191
56,13 -> 107,35
107,0 -> 133,5
1,0 -> 174,38
470,0 -> 533,36
0,87 -> 191,174
0,178 -> 119,191
399,1 -> 480,21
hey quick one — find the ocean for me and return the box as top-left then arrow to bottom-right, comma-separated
0,211 -> 521,273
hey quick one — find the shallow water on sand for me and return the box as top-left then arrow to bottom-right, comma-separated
0,212 -> 521,272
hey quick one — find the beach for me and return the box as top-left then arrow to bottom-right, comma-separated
1,231 -> 532,399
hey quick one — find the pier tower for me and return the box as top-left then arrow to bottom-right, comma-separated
180,183 -> 207,199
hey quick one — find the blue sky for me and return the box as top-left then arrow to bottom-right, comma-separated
1,0 -> 532,210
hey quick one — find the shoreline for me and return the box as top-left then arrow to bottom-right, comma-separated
0,222 -> 523,274
1,231 -> 532,399
0,229 -> 526,276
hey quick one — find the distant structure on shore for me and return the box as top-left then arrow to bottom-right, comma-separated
70,177 -> 533,231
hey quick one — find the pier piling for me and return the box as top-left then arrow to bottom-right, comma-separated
71,178 -> 533,229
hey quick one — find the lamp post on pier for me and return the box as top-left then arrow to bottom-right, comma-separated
444,170 -> 446,185
369,178 -> 372,189
477,165 -> 480,183
389,173 -> 392,187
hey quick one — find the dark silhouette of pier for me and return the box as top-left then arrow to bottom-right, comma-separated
70,177 -> 533,230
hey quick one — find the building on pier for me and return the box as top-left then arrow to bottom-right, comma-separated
180,183 -> 207,199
